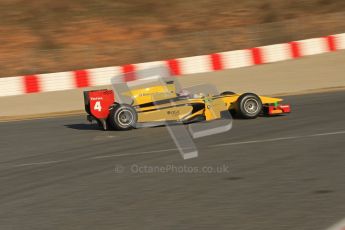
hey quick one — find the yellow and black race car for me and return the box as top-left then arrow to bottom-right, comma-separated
84,79 -> 290,130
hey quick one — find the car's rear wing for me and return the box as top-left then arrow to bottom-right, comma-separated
84,89 -> 115,122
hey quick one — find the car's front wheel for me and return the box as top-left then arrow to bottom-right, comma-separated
236,93 -> 262,119
108,104 -> 137,130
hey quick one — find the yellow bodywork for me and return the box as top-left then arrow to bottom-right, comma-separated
119,83 -> 283,123
123,84 -> 177,106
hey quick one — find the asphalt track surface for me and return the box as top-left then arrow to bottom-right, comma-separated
1,90 -> 345,230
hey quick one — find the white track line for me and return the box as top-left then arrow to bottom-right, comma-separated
310,130 -> 345,137
91,148 -> 178,159
92,130 -> 345,159
13,160 -> 66,167
211,136 -> 302,147
6,130 -> 345,167
211,130 -> 345,148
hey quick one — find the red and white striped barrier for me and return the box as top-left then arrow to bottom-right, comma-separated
0,33 -> 344,97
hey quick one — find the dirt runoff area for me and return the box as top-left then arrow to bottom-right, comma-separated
1,0 -> 345,77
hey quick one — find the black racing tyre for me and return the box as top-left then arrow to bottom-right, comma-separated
236,93 -> 262,119
108,104 -> 137,130
220,91 -> 236,96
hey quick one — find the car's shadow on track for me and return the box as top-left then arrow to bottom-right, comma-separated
259,114 -> 286,118
65,115 -> 287,131
65,124 -> 102,131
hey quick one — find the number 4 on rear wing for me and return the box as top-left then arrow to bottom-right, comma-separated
84,89 -> 115,130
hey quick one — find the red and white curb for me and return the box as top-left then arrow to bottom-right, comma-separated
0,33 -> 344,97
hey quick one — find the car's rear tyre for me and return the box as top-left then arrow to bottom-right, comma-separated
236,93 -> 262,119
108,104 -> 137,130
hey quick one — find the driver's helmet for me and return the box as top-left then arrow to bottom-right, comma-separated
178,89 -> 191,97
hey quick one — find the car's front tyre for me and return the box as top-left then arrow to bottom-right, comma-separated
236,93 -> 262,119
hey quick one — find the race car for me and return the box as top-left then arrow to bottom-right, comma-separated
83,79 -> 290,131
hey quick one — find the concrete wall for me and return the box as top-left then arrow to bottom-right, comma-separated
1,51 -> 344,120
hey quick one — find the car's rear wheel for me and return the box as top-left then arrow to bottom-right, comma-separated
236,93 -> 262,119
108,104 -> 137,130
